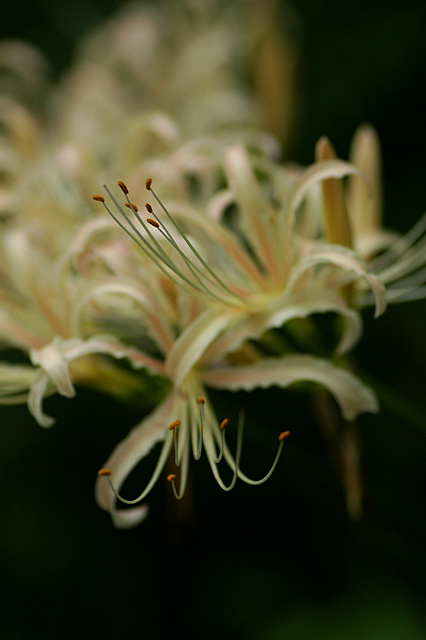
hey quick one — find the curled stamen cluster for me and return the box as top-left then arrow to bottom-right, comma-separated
97,395 -> 290,507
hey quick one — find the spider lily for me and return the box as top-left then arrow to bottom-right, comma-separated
93,149 -> 386,526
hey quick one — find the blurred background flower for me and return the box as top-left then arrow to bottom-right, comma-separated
0,0 -> 425,638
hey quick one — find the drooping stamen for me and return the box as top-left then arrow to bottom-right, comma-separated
97,425 -> 174,506
236,429 -> 290,486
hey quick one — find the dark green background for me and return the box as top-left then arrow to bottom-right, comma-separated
0,1 -> 425,638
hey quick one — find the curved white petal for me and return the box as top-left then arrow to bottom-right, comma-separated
223,145 -> 279,276
166,305 -> 237,387
110,504 -> 150,529
203,354 -> 378,421
288,244 -> 387,318
30,341 -> 76,398
281,160 -> 364,277
62,334 -> 166,376
28,369 -> 55,428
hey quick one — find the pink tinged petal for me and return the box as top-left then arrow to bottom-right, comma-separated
288,244 -> 387,318
94,393 -> 177,515
223,145 -> 280,280
169,201 -> 266,288
62,335 -> 165,376
203,354 -> 378,422
72,280 -> 175,355
166,306 -> 238,387
281,160 -> 364,278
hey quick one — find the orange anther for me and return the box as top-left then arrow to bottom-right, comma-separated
167,473 -> 176,482
125,202 -> 138,212
92,194 -> 105,202
145,202 -> 153,213
98,468 -> 112,476
196,397 -> 205,404
220,418 -> 229,431
168,420 -> 181,431
278,430 -> 291,441
145,178 -> 152,191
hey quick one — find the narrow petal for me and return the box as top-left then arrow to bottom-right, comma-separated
281,160 -> 364,278
30,340 -> 75,398
28,369 -> 55,428
287,244 -> 387,318
166,305 -> 237,387
223,145 -> 280,279
110,505 -> 149,529
203,354 -> 378,422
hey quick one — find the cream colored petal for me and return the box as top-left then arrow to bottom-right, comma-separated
30,341 -> 75,398
165,306 -> 237,387
281,160 -> 364,278
62,334 -> 166,376
0,363 -> 35,399
288,244 -> 386,318
223,145 -> 279,279
348,125 -> 382,238
203,355 -> 378,422
28,369 -> 55,428
110,505 -> 150,529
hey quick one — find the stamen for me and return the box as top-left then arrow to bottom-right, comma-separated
97,424 -> 174,506
193,398 -> 205,460
167,473 -> 176,482
169,419 -> 181,465
235,428 -> 290,486
125,202 -> 139,213
279,430 -> 291,441
215,418 -> 229,463
117,180 -> 129,195
145,202 -> 153,213
92,194 -> 105,202
147,182 -> 244,302
147,218 -> 160,228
